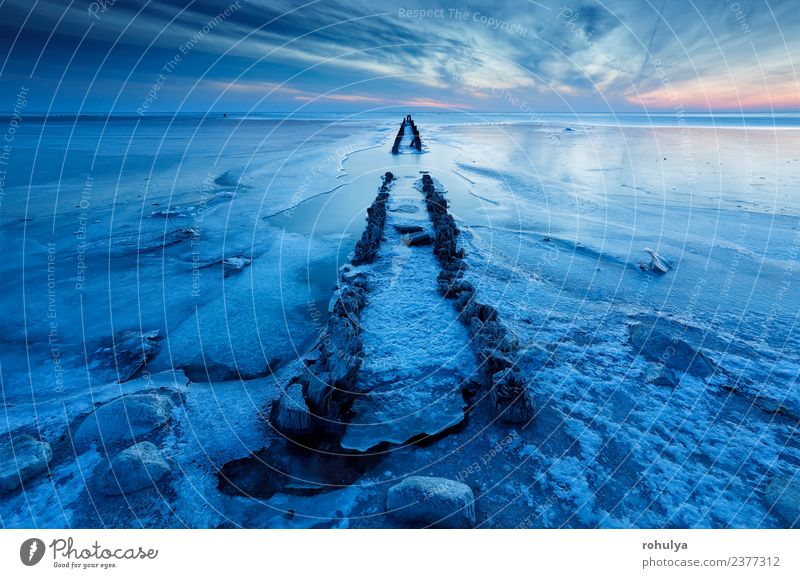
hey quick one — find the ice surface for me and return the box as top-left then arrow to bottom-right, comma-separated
2,113 -> 799,528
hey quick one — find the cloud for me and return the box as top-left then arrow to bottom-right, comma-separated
2,0 -> 798,112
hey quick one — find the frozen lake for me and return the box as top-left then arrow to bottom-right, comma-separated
1,112 -> 799,527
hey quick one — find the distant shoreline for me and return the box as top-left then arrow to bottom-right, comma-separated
3,111 -> 800,130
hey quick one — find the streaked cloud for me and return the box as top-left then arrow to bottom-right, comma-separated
1,0 -> 797,112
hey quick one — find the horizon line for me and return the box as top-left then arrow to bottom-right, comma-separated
5,109 -> 800,116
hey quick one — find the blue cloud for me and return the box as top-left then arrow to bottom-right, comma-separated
1,0 -> 797,112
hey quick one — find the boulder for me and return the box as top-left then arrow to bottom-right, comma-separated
453,290 -> 474,311
478,348 -> 514,374
73,393 -> 174,452
463,302 -> 498,324
386,476 -> 476,528
490,369 -> 535,424
0,435 -> 53,493
269,383 -> 312,438
629,323 -> 714,378
101,442 -> 170,496
765,477 -> 800,527
332,286 -> 366,319
470,319 -> 518,354
439,279 -> 473,300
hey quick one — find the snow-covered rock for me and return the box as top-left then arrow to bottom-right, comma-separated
765,477 -> 800,527
0,435 -> 53,493
490,369 -> 535,424
644,247 -> 671,273
102,442 -> 171,496
73,393 -> 174,452
386,476 -> 476,528
269,383 -> 312,438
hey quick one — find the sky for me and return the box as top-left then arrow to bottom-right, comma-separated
0,0 -> 798,114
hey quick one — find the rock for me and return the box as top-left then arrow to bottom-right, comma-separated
394,224 -> 424,234
269,383 -> 312,438
322,317 -> 363,389
438,278 -> 473,300
73,393 -> 174,452
764,477 -> 800,527
332,286 -> 366,319
629,323 -> 714,378
0,435 -> 53,493
453,290 -> 474,311
490,369 -> 535,424
463,302 -> 498,324
302,348 -> 323,368
478,348 -> 514,374
386,476 -> 476,528
90,330 -> 161,382
351,192 -> 388,265
403,231 -> 433,247
199,255 -> 252,278
221,256 -> 251,277
470,319 -> 518,354
644,247 -> 671,273
102,442 -> 170,496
